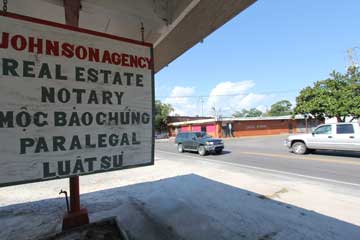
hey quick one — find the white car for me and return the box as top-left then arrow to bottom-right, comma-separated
285,123 -> 360,154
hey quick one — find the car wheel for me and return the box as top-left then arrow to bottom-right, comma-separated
177,144 -> 184,153
198,145 -> 207,156
292,142 -> 307,155
215,149 -> 223,154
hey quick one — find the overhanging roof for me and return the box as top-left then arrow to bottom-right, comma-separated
5,0 -> 256,72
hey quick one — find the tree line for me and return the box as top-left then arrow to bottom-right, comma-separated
294,66 -> 360,122
232,100 -> 292,118
233,66 -> 360,120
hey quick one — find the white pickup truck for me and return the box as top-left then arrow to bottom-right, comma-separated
285,123 -> 360,154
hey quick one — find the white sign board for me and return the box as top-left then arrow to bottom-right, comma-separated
0,13 -> 154,187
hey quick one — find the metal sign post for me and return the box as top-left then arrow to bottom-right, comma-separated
62,0 -> 89,230
63,175 -> 89,229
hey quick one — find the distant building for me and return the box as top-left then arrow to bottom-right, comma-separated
168,115 -> 322,138
167,116 -> 212,124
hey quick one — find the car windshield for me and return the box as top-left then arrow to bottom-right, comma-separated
195,132 -> 210,138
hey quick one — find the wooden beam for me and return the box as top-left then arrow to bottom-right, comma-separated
63,0 -> 81,27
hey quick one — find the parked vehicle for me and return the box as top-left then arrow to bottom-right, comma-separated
155,133 -> 169,139
175,132 -> 224,156
284,123 -> 360,154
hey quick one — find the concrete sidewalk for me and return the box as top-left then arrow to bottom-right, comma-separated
0,152 -> 359,240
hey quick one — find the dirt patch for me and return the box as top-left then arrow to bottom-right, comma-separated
40,217 -> 127,240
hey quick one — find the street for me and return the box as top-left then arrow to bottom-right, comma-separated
156,135 -> 360,185
1,134 -> 360,239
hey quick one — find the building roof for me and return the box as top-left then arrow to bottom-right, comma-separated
167,116 -> 212,123
168,115 -> 306,126
8,0 -> 255,73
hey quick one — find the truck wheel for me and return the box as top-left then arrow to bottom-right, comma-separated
198,145 -> 207,156
292,142 -> 308,155
177,144 -> 184,153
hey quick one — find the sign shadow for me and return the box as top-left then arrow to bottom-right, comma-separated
0,174 -> 359,240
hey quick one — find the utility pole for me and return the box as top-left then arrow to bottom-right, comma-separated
347,47 -> 359,69
199,97 -> 204,117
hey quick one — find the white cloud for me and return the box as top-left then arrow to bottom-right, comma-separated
164,86 -> 198,116
206,81 -> 267,116
209,81 -> 255,96
237,93 -> 266,109
256,105 -> 268,113
164,81 -> 273,116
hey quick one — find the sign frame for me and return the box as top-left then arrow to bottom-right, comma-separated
0,11 -> 155,187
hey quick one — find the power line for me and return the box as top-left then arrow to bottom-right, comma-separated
155,89 -> 299,99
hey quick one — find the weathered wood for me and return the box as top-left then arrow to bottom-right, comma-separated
63,0 -> 81,27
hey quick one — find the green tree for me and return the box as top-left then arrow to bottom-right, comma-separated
155,100 -> 174,131
294,66 -> 360,122
267,100 -> 292,116
233,108 -> 262,117
232,110 -> 246,117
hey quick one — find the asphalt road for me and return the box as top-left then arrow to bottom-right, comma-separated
156,135 -> 360,185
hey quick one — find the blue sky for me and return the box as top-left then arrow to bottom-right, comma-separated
155,0 -> 360,116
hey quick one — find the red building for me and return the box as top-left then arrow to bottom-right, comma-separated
168,115 -> 322,138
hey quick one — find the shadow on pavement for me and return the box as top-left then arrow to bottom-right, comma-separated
182,150 -> 232,156
215,150 -> 232,155
0,174 -> 359,240
310,150 -> 360,158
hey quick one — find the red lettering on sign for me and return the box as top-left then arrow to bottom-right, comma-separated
111,53 -> 121,65
101,50 -> 112,64
75,46 -> 87,60
29,37 -> 43,54
0,32 -> 153,70
11,34 -> 27,51
129,55 -> 138,68
138,57 -> 146,68
46,40 -> 60,56
145,58 -> 152,70
62,43 -> 75,58
88,48 -> 100,62
0,32 -> 10,49
122,54 -> 129,67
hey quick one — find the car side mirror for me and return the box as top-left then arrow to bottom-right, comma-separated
312,132 -> 315,136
